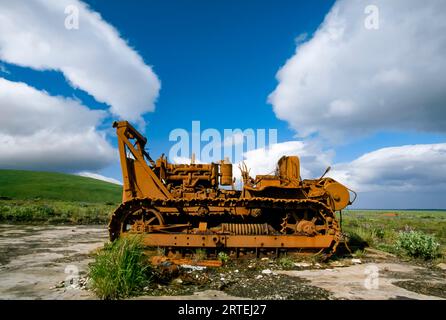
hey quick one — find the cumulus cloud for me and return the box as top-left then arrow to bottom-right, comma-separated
171,140 -> 333,185
0,0 -> 160,124
331,143 -> 446,192
169,141 -> 332,192
241,141 -> 333,179
0,77 -> 116,172
77,171 -> 122,185
269,0 -> 446,142
241,141 -> 446,208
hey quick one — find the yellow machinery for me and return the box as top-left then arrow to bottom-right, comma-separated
109,121 -> 354,258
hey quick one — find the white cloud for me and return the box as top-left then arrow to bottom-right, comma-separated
0,77 -> 116,172
171,140 -> 333,185
239,140 -> 333,181
331,143 -> 446,192
269,0 -> 446,142
0,0 -> 160,124
241,141 -> 446,208
77,171 -> 122,185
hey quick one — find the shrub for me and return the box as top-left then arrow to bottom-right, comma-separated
88,236 -> 151,299
395,230 -> 440,260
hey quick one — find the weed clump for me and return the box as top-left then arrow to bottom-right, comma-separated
277,256 -> 295,269
88,236 -> 151,299
217,251 -> 230,264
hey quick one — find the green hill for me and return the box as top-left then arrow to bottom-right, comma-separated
0,170 -> 122,203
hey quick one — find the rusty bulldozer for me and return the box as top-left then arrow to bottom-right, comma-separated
109,121 -> 355,259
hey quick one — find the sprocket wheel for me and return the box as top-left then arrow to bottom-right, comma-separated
109,201 -> 165,241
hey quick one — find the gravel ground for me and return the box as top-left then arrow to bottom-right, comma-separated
0,224 -> 444,300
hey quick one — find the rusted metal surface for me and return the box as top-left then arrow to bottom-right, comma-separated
151,256 -> 222,267
109,121 -> 354,258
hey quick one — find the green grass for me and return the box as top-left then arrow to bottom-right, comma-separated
0,199 -> 115,224
340,210 -> 446,258
277,256 -> 295,270
0,169 -> 121,223
217,251 -> 230,264
88,236 -> 152,300
0,169 -> 121,203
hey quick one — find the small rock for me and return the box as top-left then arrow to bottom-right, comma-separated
329,261 -> 345,267
351,258 -> 362,264
261,269 -> 272,274
220,277 -> 225,281
255,275 -> 263,279
234,269 -> 239,273
294,262 -> 311,268
314,263 -> 322,268
172,278 -> 183,284
261,257 -> 269,261
180,264 -> 206,271
437,263 -> 446,270
248,264 -> 254,269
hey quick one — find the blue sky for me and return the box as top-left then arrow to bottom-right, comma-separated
2,0 -> 333,148
1,0 -> 446,208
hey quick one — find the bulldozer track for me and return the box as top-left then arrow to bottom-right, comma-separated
109,197 -> 341,258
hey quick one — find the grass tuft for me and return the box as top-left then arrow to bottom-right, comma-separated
277,256 -> 295,269
217,251 -> 230,264
88,236 -> 152,299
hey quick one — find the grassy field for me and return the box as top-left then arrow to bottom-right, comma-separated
0,169 -> 444,259
0,199 -> 116,224
0,169 -> 121,203
340,210 -> 446,257
0,169 -> 121,224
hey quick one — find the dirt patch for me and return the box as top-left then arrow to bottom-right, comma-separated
0,224 -> 107,299
144,264 -> 332,300
393,281 -> 446,298
279,261 -> 445,300
0,224 -> 444,300
383,265 -> 446,298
